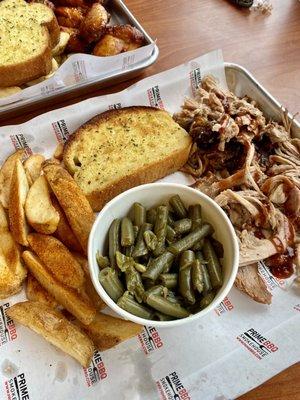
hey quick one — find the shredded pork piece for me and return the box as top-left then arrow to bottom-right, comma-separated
175,75 -> 300,304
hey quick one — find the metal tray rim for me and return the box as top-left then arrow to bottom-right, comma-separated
224,62 -> 300,129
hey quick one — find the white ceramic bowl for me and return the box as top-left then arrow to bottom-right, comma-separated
88,183 -> 239,328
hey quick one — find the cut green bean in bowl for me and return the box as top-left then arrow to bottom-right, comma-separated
96,195 -> 224,321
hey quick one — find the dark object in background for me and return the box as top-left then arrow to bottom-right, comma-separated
229,0 -> 254,7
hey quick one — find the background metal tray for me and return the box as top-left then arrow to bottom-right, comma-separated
0,0 -> 159,119
225,62 -> 300,138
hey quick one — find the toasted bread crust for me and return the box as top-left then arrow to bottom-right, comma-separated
63,106 -> 192,211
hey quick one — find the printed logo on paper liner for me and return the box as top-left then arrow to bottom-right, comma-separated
214,296 -> 234,316
147,85 -> 164,109
156,371 -> 191,400
4,373 -> 30,400
258,261 -> 285,291
294,304 -> 300,312
138,326 -> 163,354
72,60 -> 87,83
83,350 -> 107,387
108,103 -> 122,110
51,119 -> 70,143
0,303 -> 17,346
237,328 -> 278,360
190,67 -> 202,96
122,54 -> 135,70
10,134 -> 32,156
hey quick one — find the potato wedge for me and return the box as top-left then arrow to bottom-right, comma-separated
51,195 -> 82,252
0,150 -> 25,208
0,233 -> 27,299
9,159 -> 29,246
53,143 -> 64,161
22,251 -> 96,325
0,203 -> 8,232
27,233 -> 84,289
73,253 -> 106,312
78,312 -> 143,351
43,164 -> 95,254
26,274 -> 58,308
0,250 -> 25,299
23,154 -> 45,186
7,301 -> 94,367
25,176 -> 60,234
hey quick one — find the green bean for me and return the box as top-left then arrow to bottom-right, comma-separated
159,273 -> 178,289
188,204 -> 202,230
179,252 -> 195,304
173,218 -> 192,235
96,252 -> 110,269
166,225 -> 176,243
133,226 -> 139,240
168,223 -> 214,255
195,251 -> 206,263
142,251 -> 174,281
210,238 -> 224,258
115,251 -> 131,271
145,293 -> 190,318
143,230 -> 158,251
132,203 -> 146,227
203,238 -> 223,289
99,267 -> 124,302
125,266 -> 145,303
153,311 -> 175,321
153,205 -> 168,256
117,291 -> 153,319
146,208 -> 157,225
132,223 -> 152,258
121,217 -> 135,247
167,213 -> 175,227
143,285 -> 166,301
201,263 -> 212,294
169,195 -> 187,219
143,279 -> 155,291
125,245 -> 133,257
199,292 -> 216,309
134,262 -> 147,273
180,250 -> 195,267
192,238 -> 204,251
108,219 -> 121,268
191,259 -> 204,293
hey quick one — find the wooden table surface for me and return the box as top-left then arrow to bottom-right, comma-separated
1,0 -> 300,398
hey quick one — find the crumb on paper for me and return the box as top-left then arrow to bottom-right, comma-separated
251,0 -> 273,15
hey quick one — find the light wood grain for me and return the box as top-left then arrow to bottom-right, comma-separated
1,0 -> 300,398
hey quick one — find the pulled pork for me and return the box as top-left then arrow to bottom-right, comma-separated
174,75 -> 299,304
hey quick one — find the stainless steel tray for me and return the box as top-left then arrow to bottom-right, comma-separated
224,62 -> 300,138
0,0 -> 159,120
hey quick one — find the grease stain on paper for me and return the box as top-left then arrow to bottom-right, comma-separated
1,359 -> 19,377
54,361 -> 68,382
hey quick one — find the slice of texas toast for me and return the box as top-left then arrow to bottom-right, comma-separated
0,0 -> 60,87
63,106 -> 192,211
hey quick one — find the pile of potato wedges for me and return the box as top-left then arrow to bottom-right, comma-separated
0,148 -> 142,367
